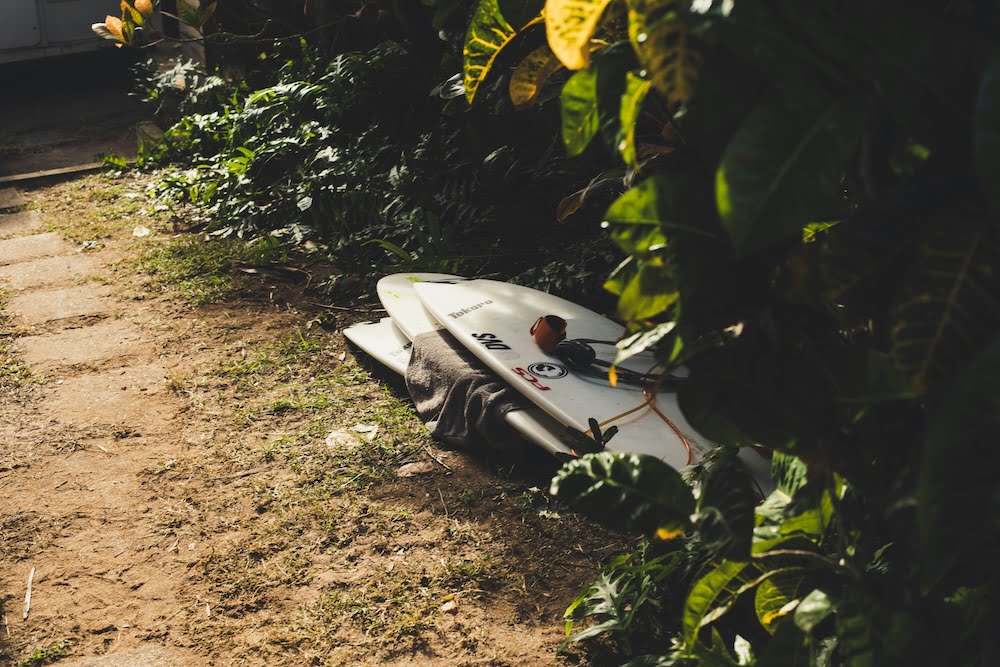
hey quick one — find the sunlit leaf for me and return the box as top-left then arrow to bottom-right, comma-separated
754,567 -> 807,633
682,560 -> 758,648
794,588 -> 834,634
769,451 -> 808,497
617,259 -> 677,321
619,72 -> 652,166
135,0 -> 154,19
628,0 -> 701,105
615,321 -> 675,365
606,173 -> 714,237
121,0 -> 143,25
561,69 -> 600,156
104,15 -> 125,42
545,0 -> 616,69
464,0 -> 544,103
509,45 -> 565,108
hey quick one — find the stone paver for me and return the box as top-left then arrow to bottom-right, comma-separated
0,187 -> 27,210
0,232 -> 69,265
6,285 -> 114,324
15,319 -> 148,369
0,209 -> 42,235
0,253 -> 98,290
44,362 -> 172,424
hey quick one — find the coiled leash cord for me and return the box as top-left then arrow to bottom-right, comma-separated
530,315 -> 694,465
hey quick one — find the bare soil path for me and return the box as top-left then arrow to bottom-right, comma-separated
0,177 -> 623,666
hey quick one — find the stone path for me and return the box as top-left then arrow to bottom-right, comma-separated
0,189 -> 206,665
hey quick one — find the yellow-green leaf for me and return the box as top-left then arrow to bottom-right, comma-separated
545,0 -> 616,70
464,0 -> 544,104
618,71 -> 652,166
509,45 -> 565,109
120,1 -> 143,26
628,0 -> 701,105
561,68 -> 600,156
754,567 -> 807,634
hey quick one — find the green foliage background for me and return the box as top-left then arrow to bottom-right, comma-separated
131,0 -> 1000,664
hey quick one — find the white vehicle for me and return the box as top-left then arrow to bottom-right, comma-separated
0,0 -> 120,64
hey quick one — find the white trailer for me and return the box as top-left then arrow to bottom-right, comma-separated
0,0 -> 121,64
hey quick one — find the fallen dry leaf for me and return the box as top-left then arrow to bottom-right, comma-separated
353,423 -> 379,441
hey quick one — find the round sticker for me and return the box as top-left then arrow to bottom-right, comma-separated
528,362 -> 568,379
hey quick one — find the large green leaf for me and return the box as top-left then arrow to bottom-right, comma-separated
561,69 -> 601,156
594,44 -> 638,148
682,560 -> 760,648
605,173 -> 716,237
975,56 -> 1000,213
918,336 -> 1000,591
627,0 -> 701,105
545,0 -> 616,69
617,258 -> 678,321
794,588 -> 834,634
716,95 -> 866,256
550,451 -> 695,536
619,71 -> 653,167
890,217 -> 1000,395
464,0 -> 543,103
770,451 -> 809,497
754,567 -> 807,633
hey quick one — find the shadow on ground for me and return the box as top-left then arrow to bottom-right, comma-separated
0,48 -> 146,178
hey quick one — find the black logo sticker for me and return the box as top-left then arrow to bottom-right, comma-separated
527,362 -> 568,379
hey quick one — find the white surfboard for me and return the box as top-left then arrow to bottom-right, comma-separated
343,310 -> 575,459
343,317 -> 411,376
376,273 -> 467,339
414,279 -> 714,469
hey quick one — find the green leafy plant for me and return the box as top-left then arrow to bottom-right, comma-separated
454,0 -> 1000,664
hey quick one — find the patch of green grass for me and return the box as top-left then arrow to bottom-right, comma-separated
137,238 -> 248,304
301,550 -> 508,642
268,391 -> 332,414
39,173 -> 170,244
137,233 -> 288,304
220,330 -> 326,381
16,640 -> 71,667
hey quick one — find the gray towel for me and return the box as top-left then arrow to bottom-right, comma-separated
405,329 -> 533,456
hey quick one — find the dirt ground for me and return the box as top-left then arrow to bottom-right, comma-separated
0,173 -> 628,666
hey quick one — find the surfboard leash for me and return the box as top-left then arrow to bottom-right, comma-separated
530,315 -> 694,465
